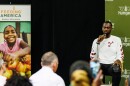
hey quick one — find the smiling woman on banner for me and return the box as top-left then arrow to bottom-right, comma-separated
0,25 -> 31,79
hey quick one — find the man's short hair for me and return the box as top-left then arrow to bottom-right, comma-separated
41,51 -> 58,66
104,21 -> 112,27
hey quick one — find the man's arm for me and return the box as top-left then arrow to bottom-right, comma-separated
114,38 -> 124,63
114,37 -> 124,71
90,39 -> 98,60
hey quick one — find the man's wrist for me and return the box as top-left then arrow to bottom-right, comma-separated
96,42 -> 100,44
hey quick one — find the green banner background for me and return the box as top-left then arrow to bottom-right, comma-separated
105,0 -> 130,86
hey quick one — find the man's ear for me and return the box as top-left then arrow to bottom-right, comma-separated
52,62 -> 57,72
52,62 -> 55,68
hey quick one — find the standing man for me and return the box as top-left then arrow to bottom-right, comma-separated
29,51 -> 65,86
90,21 -> 124,86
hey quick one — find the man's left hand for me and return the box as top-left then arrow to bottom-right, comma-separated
114,59 -> 121,66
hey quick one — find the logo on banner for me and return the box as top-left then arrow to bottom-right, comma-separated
0,5 -> 31,21
118,6 -> 130,16
112,23 -> 115,29
0,6 -> 21,19
120,37 -> 130,47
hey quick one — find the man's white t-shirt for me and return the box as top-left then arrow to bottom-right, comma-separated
29,66 -> 65,86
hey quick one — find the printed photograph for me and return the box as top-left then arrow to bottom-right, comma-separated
0,5 -> 31,79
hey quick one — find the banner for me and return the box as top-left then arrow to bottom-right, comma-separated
0,5 -> 31,79
0,5 -> 31,21
105,0 -> 130,85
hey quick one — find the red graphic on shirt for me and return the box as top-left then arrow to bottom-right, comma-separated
108,41 -> 113,47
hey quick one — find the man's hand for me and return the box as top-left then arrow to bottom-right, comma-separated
125,78 -> 128,86
92,70 -> 103,86
114,59 -> 121,66
113,59 -> 124,72
97,34 -> 106,43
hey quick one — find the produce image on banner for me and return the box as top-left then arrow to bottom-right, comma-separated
0,5 -> 31,79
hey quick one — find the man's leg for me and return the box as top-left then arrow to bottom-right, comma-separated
112,71 -> 121,86
100,64 -> 112,84
108,64 -> 121,86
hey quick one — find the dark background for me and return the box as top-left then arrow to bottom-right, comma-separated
0,0 -> 104,85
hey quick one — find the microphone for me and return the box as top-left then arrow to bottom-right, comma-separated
103,33 -> 106,38
96,34 -> 106,44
